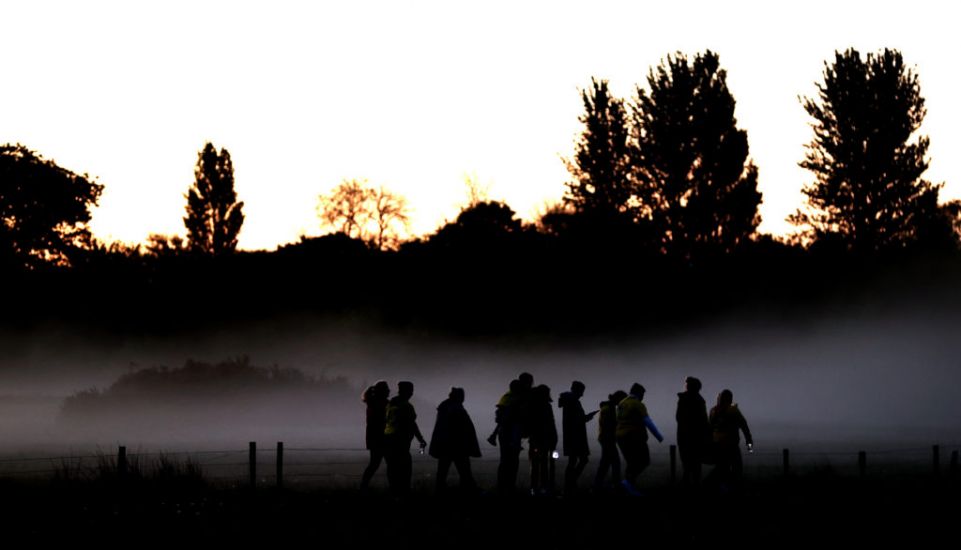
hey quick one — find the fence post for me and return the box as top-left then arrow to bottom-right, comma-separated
249,441 -> 256,489
118,446 -> 127,479
858,451 -> 866,478
669,445 -> 677,485
782,448 -> 790,477
276,442 -> 284,489
933,445 -> 940,476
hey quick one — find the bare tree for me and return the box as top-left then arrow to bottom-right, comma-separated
317,179 -> 375,240
370,187 -> 410,250
317,179 -> 410,250
463,172 -> 490,207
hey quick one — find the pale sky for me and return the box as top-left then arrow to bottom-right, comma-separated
3,0 -> 960,250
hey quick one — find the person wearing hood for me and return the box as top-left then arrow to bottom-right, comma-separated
594,389 -> 627,489
559,381 -> 598,495
675,376 -> 710,486
429,387 -> 481,493
616,383 -> 664,496
706,389 -> 753,490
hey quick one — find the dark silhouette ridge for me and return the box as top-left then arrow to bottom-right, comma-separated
3,48 -> 961,339
57,356 -> 355,439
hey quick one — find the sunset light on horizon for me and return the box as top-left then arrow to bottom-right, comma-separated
4,0 -> 960,250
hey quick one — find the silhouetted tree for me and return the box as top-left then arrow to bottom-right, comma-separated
794,48 -> 944,253
564,78 -> 635,218
370,187 -> 410,251
632,51 -> 761,258
430,200 -> 524,251
184,143 -> 244,254
317,179 -> 410,250
0,143 -> 103,267
463,173 -> 491,207
145,233 -> 186,257
318,179 -> 374,241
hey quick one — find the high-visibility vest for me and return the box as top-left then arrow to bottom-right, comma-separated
616,395 -> 649,439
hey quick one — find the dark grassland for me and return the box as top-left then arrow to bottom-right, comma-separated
3,471 -> 957,546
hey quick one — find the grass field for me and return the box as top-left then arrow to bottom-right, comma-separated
1,447 -> 958,546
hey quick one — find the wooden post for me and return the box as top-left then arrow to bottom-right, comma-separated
858,451 -> 866,478
276,442 -> 284,489
118,446 -> 127,479
950,450 -> 958,475
782,448 -> 790,477
249,441 -> 257,489
669,445 -> 677,485
933,445 -> 940,476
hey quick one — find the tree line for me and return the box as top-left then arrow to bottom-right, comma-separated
2,48 -> 960,335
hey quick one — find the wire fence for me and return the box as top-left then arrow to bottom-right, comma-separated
1,441 -> 958,486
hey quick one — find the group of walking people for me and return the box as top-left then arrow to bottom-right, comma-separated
360,374 -> 753,497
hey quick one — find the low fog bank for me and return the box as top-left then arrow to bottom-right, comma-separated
1,294 -> 960,458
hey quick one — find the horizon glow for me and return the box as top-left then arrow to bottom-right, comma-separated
3,0 -> 959,250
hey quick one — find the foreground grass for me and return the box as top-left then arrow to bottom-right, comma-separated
1,471 -> 958,546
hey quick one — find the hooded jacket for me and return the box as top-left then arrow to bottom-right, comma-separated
429,398 -> 481,459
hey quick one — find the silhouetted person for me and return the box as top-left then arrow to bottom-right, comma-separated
383,381 -> 427,497
559,380 -> 597,495
516,371 -> 535,441
616,383 -> 663,496
528,384 -> 558,496
594,389 -> 626,489
488,372 -> 533,445
495,379 -> 524,494
706,389 -> 753,491
429,387 -> 481,493
360,380 -> 390,491
676,376 -> 710,486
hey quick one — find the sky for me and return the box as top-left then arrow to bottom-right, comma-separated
3,0 -> 960,251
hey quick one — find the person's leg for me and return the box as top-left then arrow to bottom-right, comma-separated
732,447 -> 743,485
594,444 -> 611,487
637,442 -> 651,477
399,450 -> 412,496
384,445 -> 398,495
453,456 -> 476,491
361,448 -> 383,489
618,437 -> 638,484
567,455 -> 588,493
497,429 -> 520,494
565,456 -> 578,493
436,458 -> 452,493
529,449 -> 541,493
611,443 -> 621,483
